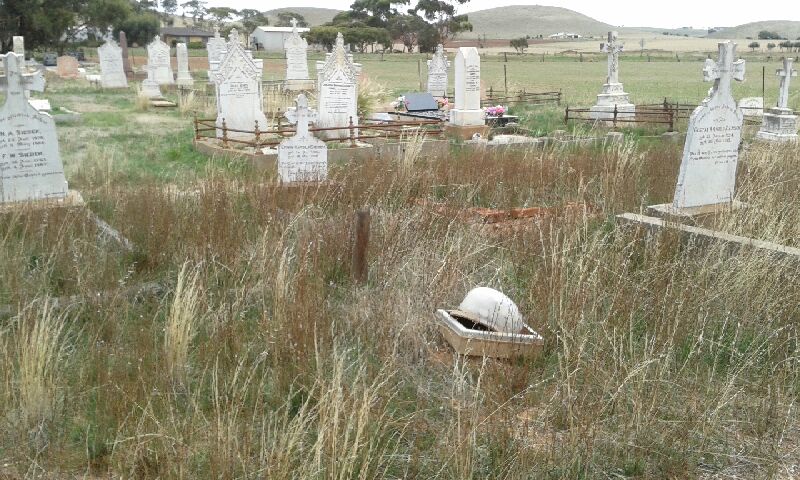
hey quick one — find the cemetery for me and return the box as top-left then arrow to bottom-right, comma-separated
1,4 -> 800,477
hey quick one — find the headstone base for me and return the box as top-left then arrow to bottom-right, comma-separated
647,201 -> 748,222
435,309 -> 544,359
449,108 -> 485,127
589,102 -> 636,121
756,109 -> 798,142
176,77 -> 193,87
141,80 -> 163,99
0,189 -> 84,213
29,99 -> 51,111
444,123 -> 490,141
284,79 -> 315,91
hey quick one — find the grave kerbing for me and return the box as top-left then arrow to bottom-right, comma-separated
278,94 -> 328,183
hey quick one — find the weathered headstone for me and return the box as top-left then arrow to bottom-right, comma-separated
12,36 -> 24,59
653,41 -> 745,214
212,29 -> 267,140
278,94 -> 327,183
315,33 -> 361,137
56,55 -> 80,79
98,37 -> 128,88
590,31 -> 635,120
119,31 -> 133,80
141,65 -> 163,99
284,18 -> 311,90
206,26 -> 227,77
739,97 -> 764,117
427,44 -> 450,97
146,35 -> 174,85
449,47 -> 483,126
0,53 -> 68,203
175,43 -> 193,86
757,57 -> 798,142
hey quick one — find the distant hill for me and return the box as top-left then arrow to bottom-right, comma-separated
264,7 -> 342,27
621,26 -> 708,38
462,5 -> 613,39
708,21 -> 800,40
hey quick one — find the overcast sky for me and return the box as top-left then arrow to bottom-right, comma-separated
205,0 -> 800,29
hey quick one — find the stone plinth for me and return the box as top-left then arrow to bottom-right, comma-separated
435,310 -> 544,359
589,83 -> 635,120
647,200 -> 748,223
444,123 -> 490,140
756,108 -> 798,142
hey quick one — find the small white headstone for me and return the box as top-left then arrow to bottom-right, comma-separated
315,33 -> 361,137
212,29 -> 267,140
284,19 -> 311,90
98,37 -> 128,88
590,31 -> 635,120
12,36 -> 24,58
146,35 -> 174,85
757,57 -> 798,142
449,47 -> 483,126
0,53 -> 68,203
427,44 -> 450,97
175,43 -> 193,86
673,41 -> 745,209
141,65 -> 163,99
206,26 -> 227,76
278,94 -> 327,183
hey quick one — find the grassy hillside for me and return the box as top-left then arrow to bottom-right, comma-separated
264,7 -> 342,27
709,21 -> 800,40
463,5 -> 613,39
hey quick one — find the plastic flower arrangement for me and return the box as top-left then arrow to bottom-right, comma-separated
390,96 -> 408,111
485,105 -> 507,117
436,97 -> 450,109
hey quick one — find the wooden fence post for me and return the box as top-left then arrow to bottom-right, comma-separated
222,118 -> 229,148
349,116 -> 357,147
193,115 -> 199,140
613,105 -> 618,129
254,120 -> 261,151
352,209 -> 371,285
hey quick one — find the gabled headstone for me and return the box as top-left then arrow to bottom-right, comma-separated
211,29 -> 267,140
56,55 -> 80,79
652,41 -> 745,215
449,47 -> 483,126
175,43 -> 193,86
590,31 -> 635,120
427,44 -> 450,97
757,57 -> 798,142
98,36 -> 128,88
0,53 -> 68,203
146,35 -> 174,85
206,26 -> 227,77
278,94 -> 327,183
284,18 -> 311,90
141,65 -> 163,99
315,33 -> 361,137
119,31 -> 134,80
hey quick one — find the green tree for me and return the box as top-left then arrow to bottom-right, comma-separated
767,42 -> 776,51
161,0 -> 178,16
413,0 -> 472,41
509,37 -> 528,54
116,11 -> 160,46
387,13 -> 433,52
275,12 -> 309,27
350,0 -> 409,26
207,6 -> 237,23
305,26 -> 340,51
344,26 -> 391,52
748,41 -> 760,52
239,9 -> 268,32
181,0 -> 207,23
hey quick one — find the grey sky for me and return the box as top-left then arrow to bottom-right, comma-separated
205,0 -> 800,29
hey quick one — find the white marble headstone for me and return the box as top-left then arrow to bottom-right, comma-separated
757,57 -> 798,142
212,29 -> 267,140
427,44 -> 450,97
278,94 -> 327,183
0,53 -> 68,203
98,38 -> 128,88
141,65 -> 163,99
206,26 -> 227,76
449,47 -> 483,126
12,36 -> 24,58
315,33 -> 361,136
176,43 -> 193,86
146,35 -> 174,85
673,41 -> 745,209
284,18 -> 309,83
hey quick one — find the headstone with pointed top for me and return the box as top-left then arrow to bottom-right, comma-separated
0,53 -> 68,204
284,18 -> 312,90
206,26 -> 227,77
449,47 -> 483,127
146,35 -> 174,85
175,43 -> 193,86
590,31 -> 635,120
650,41 -> 746,216
757,57 -> 798,142
315,33 -> 361,137
98,36 -> 128,88
278,94 -> 327,183
212,29 -> 267,140
427,44 -> 450,97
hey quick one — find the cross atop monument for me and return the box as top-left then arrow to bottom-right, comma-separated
291,18 -> 298,30
228,28 -> 240,44
600,31 -> 623,84
0,53 -> 39,113
702,41 -> 745,99
776,57 -> 797,110
285,94 -> 317,138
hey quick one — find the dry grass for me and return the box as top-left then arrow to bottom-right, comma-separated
1,110 -> 799,478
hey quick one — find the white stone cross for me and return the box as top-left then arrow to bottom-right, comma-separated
601,31 -> 624,84
291,18 -> 298,30
0,55 -> 45,100
1,53 -> 37,113
776,57 -> 797,110
285,93 -> 317,138
702,41 -> 745,98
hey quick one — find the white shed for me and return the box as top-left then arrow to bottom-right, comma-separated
250,26 -> 311,52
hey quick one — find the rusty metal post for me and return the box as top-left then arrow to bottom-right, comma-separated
564,106 -> 569,125
349,116 -> 357,147
254,120 -> 261,150
669,110 -> 675,132
352,209 -> 371,285
222,118 -> 229,148
193,115 -> 199,140
557,89 -> 562,106
613,105 -> 618,129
